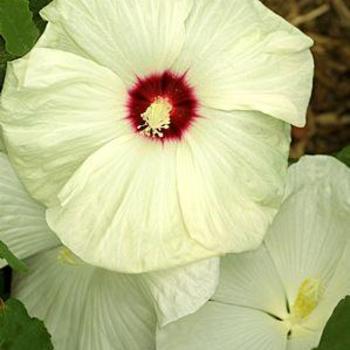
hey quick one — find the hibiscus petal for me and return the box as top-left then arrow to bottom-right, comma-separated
176,107 -> 290,253
0,48 -> 128,206
174,0 -> 313,126
263,156 -> 350,349
39,0 -> 193,84
214,245 -> 287,320
265,156 -> 350,306
0,153 -> 59,268
140,258 -> 220,326
46,137 -> 218,272
12,247 -> 157,350
157,302 -> 288,350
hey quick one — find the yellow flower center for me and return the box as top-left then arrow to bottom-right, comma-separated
138,97 -> 172,138
57,247 -> 80,266
289,277 -> 324,323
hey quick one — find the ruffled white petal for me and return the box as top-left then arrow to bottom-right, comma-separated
46,137 -> 217,272
214,245 -> 287,320
176,107 -> 290,253
265,156 -> 350,307
39,0 -> 193,84
0,153 -> 59,268
46,106 -> 290,271
260,156 -> 350,348
287,233 -> 350,349
0,48 -> 128,206
157,302 -> 288,350
158,156 -> 350,350
285,155 -> 350,197
140,258 -> 220,326
12,247 -> 157,350
287,327 -> 321,350
174,0 -> 313,126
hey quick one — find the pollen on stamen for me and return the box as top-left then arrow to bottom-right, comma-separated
137,97 -> 172,138
289,277 -> 324,324
57,247 -> 81,266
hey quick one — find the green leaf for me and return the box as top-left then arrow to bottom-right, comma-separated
0,0 -> 39,56
29,0 -> 51,14
0,37 -> 15,89
29,0 -> 52,33
315,296 -> 350,350
335,145 -> 350,168
0,241 -> 27,273
0,298 -> 53,350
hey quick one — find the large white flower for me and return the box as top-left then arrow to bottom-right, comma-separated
157,156 -> 350,350
0,152 -> 220,349
0,0 -> 314,272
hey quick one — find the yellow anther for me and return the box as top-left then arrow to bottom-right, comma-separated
138,97 -> 172,138
290,278 -> 324,323
57,247 -> 80,266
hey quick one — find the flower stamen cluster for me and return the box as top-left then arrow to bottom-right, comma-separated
289,277 -> 324,325
138,97 -> 172,138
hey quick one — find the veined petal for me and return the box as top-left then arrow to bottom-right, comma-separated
2,146 -> 220,326
140,258 -> 220,326
0,48 -> 128,206
176,107 -> 290,253
287,327 -> 321,350
12,247 -> 157,350
288,229 -> 350,349
0,153 -> 59,268
214,245 -> 287,320
157,302 -> 288,350
46,137 -> 217,273
265,156 -> 350,307
39,0 -> 193,84
174,0 -> 313,126
158,156 -> 350,350
285,155 -> 350,196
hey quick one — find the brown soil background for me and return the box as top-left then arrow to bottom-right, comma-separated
263,0 -> 350,159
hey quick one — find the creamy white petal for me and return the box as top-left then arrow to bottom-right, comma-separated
287,327 -> 321,350
173,0 -> 313,126
176,107 -> 290,253
265,156 -> 350,306
0,48 -> 128,206
140,258 -> 220,326
157,302 -> 288,350
12,247 -> 157,350
287,238 -> 350,349
39,0 -> 193,84
285,155 -> 350,197
0,153 -> 59,268
214,245 -> 288,320
46,137 -> 217,273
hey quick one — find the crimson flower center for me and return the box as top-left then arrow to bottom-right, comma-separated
127,70 -> 198,141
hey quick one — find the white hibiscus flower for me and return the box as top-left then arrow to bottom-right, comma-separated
0,0 -> 314,272
0,152 -> 220,349
158,156 -> 350,350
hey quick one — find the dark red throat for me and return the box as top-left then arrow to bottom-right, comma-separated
126,70 -> 199,142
